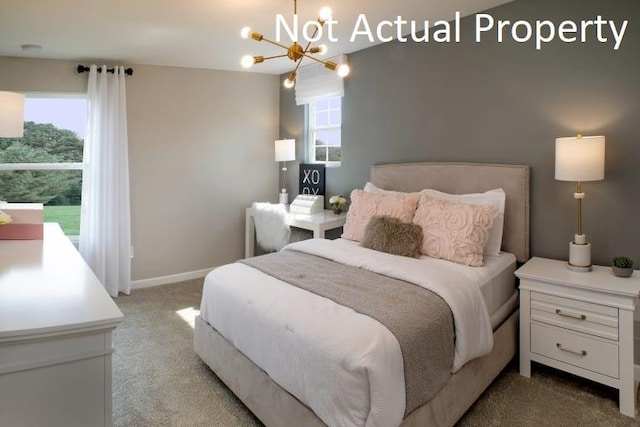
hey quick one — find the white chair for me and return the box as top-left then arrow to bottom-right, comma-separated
251,202 -> 312,254
252,202 -> 290,252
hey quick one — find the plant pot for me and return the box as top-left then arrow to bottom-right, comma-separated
332,207 -> 342,215
612,266 -> 633,277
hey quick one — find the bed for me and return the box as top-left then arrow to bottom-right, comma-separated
195,162 -> 530,427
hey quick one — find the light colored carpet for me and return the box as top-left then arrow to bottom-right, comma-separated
113,279 -> 640,427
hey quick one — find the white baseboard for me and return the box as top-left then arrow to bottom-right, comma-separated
132,267 -> 215,290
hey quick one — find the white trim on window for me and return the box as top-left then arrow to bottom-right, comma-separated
0,162 -> 83,171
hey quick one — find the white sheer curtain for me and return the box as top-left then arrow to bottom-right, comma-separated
80,65 -> 132,297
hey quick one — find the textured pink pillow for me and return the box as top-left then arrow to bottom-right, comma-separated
413,194 -> 499,266
342,189 -> 420,242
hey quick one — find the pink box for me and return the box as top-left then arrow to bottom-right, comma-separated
0,203 -> 43,224
0,203 -> 44,239
0,223 -> 44,240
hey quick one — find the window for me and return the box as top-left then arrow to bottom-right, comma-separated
307,96 -> 342,165
0,95 -> 86,237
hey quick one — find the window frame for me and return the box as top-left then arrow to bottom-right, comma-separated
0,93 -> 87,240
306,96 -> 342,167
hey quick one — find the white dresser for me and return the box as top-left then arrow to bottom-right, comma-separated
517,257 -> 640,417
0,223 -> 124,427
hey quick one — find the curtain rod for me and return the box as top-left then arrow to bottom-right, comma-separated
77,65 -> 134,76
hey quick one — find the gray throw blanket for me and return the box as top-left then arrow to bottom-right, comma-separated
240,250 -> 454,416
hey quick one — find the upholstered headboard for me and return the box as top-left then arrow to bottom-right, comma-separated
370,162 -> 530,262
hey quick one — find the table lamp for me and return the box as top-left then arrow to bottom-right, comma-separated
555,134 -> 605,271
275,139 -> 295,204
0,91 -> 25,137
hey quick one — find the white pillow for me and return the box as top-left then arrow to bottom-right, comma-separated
420,188 -> 505,256
364,182 -> 378,192
365,182 -> 505,256
364,182 -> 415,196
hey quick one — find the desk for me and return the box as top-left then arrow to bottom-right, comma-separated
0,223 -> 123,427
245,207 -> 347,258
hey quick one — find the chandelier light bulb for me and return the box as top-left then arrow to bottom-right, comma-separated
240,27 -> 252,39
337,64 -> 350,78
319,7 -> 332,21
283,78 -> 295,89
241,55 -> 255,69
317,44 -> 328,55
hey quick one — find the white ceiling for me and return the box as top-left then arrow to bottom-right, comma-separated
0,0 -> 514,74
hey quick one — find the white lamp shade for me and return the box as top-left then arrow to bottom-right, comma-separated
275,139 -> 295,162
0,91 -> 25,138
555,135 -> 605,182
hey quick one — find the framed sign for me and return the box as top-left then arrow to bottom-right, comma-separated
299,163 -> 325,195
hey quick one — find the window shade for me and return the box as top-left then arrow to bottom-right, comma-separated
295,54 -> 347,106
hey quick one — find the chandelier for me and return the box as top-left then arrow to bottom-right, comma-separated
240,0 -> 350,89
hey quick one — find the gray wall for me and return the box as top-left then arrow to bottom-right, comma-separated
281,0 -> 640,266
1,56 -> 279,281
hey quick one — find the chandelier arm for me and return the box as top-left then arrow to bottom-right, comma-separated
289,56 -> 305,78
299,52 -> 331,65
262,54 -> 289,61
259,36 -> 294,52
290,22 -> 324,78
301,21 -> 323,55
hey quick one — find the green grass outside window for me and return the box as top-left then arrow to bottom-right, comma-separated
43,205 -> 80,235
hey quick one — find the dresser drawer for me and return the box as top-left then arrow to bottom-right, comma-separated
531,323 -> 618,378
531,292 -> 618,340
0,330 -> 111,374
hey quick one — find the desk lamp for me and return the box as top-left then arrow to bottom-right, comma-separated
275,139 -> 295,204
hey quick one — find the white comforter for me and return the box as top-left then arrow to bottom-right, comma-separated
200,239 -> 494,427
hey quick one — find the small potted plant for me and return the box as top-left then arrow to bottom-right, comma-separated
329,195 -> 347,214
612,256 -> 634,277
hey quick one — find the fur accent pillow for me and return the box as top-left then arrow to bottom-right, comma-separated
413,194 -> 499,266
342,189 -> 420,242
361,216 -> 423,258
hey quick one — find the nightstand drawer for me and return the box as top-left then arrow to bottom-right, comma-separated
531,293 -> 618,340
531,323 -> 618,378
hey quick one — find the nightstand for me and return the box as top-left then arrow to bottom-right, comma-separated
516,257 -> 640,417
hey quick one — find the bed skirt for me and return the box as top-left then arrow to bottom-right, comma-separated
194,309 -> 518,427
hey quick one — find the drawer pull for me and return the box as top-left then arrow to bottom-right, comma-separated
556,343 -> 587,357
555,309 -> 586,320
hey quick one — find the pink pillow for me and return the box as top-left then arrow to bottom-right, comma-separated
342,189 -> 420,242
413,194 -> 499,267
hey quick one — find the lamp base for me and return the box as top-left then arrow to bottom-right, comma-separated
567,263 -> 593,272
568,240 -> 592,272
279,190 -> 289,205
